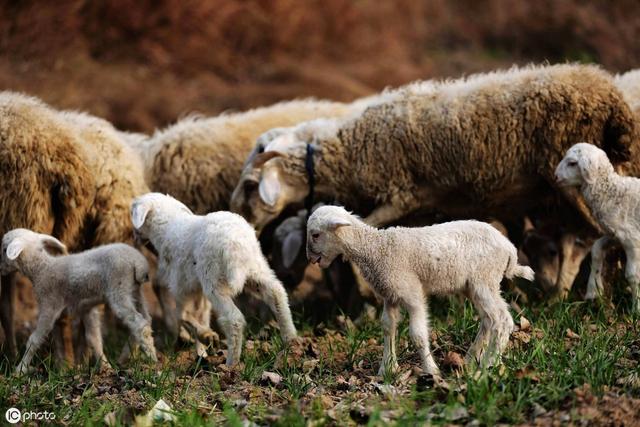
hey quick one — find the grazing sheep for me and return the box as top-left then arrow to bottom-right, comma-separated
306,206 -> 531,375
126,100 -> 357,216
130,193 -> 297,365
0,229 -> 157,374
0,92 -> 189,362
230,65 -> 636,269
555,143 -> 640,311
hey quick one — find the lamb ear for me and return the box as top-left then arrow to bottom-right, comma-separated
328,218 -> 351,230
41,236 -> 68,255
6,240 -> 24,260
578,157 -> 596,184
131,203 -> 150,229
259,169 -> 281,207
281,230 -> 303,269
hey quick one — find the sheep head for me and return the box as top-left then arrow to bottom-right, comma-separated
555,143 -> 615,187
1,229 -> 67,274
131,192 -> 192,245
306,206 -> 352,269
231,133 -> 310,235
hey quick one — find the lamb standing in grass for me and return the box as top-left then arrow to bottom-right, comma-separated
555,143 -> 640,311
0,229 -> 157,374
130,193 -> 297,365
306,206 -> 532,375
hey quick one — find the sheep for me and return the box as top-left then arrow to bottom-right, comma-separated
0,229 -> 157,374
555,143 -> 640,312
516,69 -> 640,300
306,206 -> 532,375
130,193 -> 297,365
126,99 -> 360,216
229,64 -> 636,300
0,91 -> 175,362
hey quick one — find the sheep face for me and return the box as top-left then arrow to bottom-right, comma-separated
306,206 -> 352,269
233,155 -> 307,234
556,143 -> 612,187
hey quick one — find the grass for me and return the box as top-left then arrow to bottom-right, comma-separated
1,292 -> 639,426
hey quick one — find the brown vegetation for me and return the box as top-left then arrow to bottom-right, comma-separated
1,0 -> 638,132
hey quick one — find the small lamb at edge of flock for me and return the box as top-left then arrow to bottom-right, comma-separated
306,206 -> 533,376
555,142 -> 640,312
0,229 -> 157,374
130,193 -> 297,365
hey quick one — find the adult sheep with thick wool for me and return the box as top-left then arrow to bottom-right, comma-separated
556,143 -> 640,312
126,99 -> 361,216
130,193 -> 297,365
230,65 -> 636,297
306,206 -> 532,375
0,92 -> 186,361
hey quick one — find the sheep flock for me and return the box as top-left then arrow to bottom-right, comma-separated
1,63 -> 640,421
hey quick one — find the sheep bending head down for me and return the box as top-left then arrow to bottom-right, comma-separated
306,205 -> 533,375
130,193 -> 298,365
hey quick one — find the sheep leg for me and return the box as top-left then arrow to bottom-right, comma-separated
586,236 -> 614,300
378,301 -> 401,376
0,272 -> 17,355
623,247 -> 640,313
108,298 -> 157,363
209,289 -> 245,366
119,287 -> 154,363
154,284 -> 180,336
554,234 -> 591,300
82,307 -> 110,370
405,298 -> 440,376
468,285 -> 514,368
16,305 -> 65,375
182,294 -> 216,344
251,274 -> 297,342
364,203 -> 408,228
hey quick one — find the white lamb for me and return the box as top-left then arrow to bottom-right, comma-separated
130,193 -> 297,365
306,206 -> 532,375
0,229 -> 157,374
555,143 -> 640,311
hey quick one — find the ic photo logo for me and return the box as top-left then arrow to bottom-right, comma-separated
5,407 -> 56,424
5,407 -> 20,424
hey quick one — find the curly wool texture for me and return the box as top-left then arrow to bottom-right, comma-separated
129,100 -> 354,214
615,69 -> 640,114
0,92 -> 150,249
0,93 -> 95,249
274,64 -> 636,222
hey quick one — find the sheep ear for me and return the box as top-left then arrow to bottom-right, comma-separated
41,236 -> 68,255
131,203 -> 150,229
328,219 -> 351,230
259,170 -> 281,207
6,240 -> 24,260
578,157 -> 596,184
281,230 -> 303,269
253,151 -> 283,168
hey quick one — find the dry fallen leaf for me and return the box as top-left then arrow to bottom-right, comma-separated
566,328 -> 580,340
519,316 -> 531,331
443,351 -> 465,371
260,371 -> 282,386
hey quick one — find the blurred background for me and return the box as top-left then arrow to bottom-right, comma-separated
1,0 -> 639,133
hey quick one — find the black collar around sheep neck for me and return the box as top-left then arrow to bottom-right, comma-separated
305,143 -> 315,220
